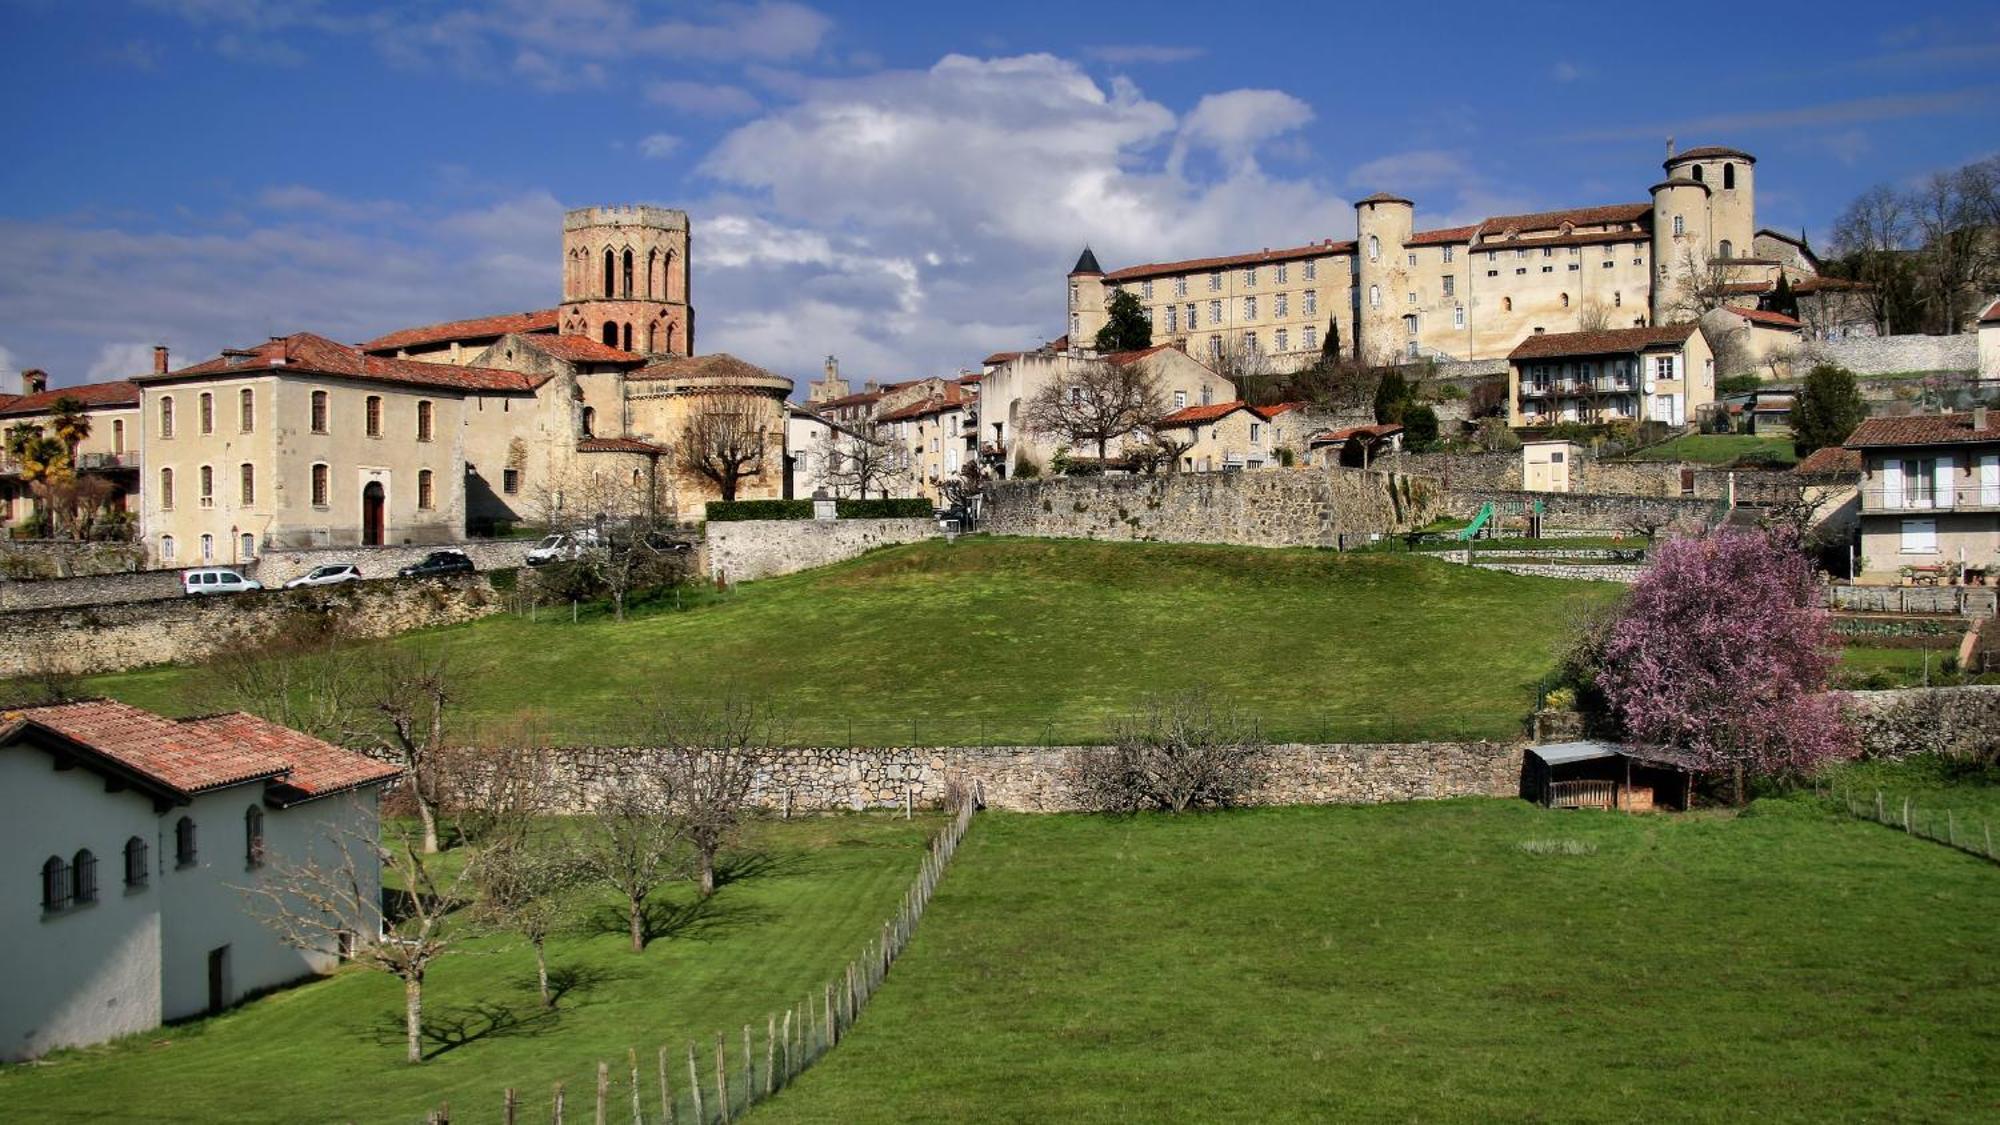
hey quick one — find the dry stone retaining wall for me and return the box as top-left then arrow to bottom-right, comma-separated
1839,686 -> 1999,759
1804,334 -> 1976,376
0,575 -> 503,677
1445,489 -> 1715,533
981,468 -> 1439,548
702,517 -> 936,583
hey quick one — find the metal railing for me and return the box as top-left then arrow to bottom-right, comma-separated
1857,484 -> 2000,512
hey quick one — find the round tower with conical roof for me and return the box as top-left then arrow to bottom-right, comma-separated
1068,247 -> 1107,350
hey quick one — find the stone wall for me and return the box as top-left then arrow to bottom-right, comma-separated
0,568 -> 186,611
1468,561 -> 1647,584
1822,584 -> 1997,619
1803,334 -> 1977,376
1380,449 -> 1801,506
0,540 -> 147,579
702,518 -> 936,583
540,740 -> 1525,813
981,467 -> 1439,548
0,575 -> 504,678
1840,686 -> 1999,759
1444,489 -> 1715,533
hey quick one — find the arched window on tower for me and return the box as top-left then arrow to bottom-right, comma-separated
667,321 -> 679,353
1723,163 -> 1735,190
646,321 -> 658,353
581,406 -> 595,437
622,249 -> 634,298
623,323 -> 633,352
1718,240 -> 1733,259
602,322 -> 619,347
647,249 -> 659,298
603,249 -> 616,298
1691,165 -> 1704,182
1502,296 -> 1513,312
1560,293 -> 1570,308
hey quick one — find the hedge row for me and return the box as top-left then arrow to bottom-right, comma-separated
704,497 -> 935,522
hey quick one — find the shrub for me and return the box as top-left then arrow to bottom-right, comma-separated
1012,453 -> 1042,479
835,498 -> 934,519
704,499 -> 817,522
1064,688 -> 1267,813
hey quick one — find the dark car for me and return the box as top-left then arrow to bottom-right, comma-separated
398,549 -> 476,579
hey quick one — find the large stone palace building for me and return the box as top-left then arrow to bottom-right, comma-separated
3,206 -> 792,567
1068,144 -> 1824,370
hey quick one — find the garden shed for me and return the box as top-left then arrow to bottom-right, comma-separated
1527,741 -> 1693,812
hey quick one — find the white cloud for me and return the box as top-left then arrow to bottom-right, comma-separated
646,80 -> 761,117
1174,89 -> 1315,171
1347,150 -> 1471,191
638,133 -> 683,159
1086,44 -> 1204,65
86,343 -> 163,383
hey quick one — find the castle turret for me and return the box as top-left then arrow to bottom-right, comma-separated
1664,146 -> 1755,265
560,205 -> 692,357
1068,247 -> 1107,350
1649,176 -> 1712,323
1354,192 -> 1415,364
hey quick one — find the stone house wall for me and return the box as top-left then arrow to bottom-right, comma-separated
1803,334 -> 1976,376
701,517 -> 937,583
1839,685 -> 1999,759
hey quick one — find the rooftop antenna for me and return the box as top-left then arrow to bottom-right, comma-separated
1665,135 -> 1675,159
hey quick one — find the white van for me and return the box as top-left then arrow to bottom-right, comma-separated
180,567 -> 263,596
525,529 -> 599,567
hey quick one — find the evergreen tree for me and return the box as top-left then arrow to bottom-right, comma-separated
1791,363 -> 1868,458
1769,274 -> 1799,319
1373,369 -> 1411,424
1094,290 -> 1153,352
1320,318 -> 1341,363
1402,404 -> 1441,451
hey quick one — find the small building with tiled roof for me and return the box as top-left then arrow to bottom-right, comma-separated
1152,399 -> 1286,473
360,308 -> 560,361
1,367 -> 148,535
976,341 -> 1236,479
1701,303 -> 1804,381
1,698 -> 398,1061
1306,422 -> 1404,468
1506,322 -> 1713,429
1840,408 -> 2000,583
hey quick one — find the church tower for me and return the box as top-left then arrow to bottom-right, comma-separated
559,206 -> 692,357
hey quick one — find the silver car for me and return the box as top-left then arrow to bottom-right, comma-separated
282,563 -> 362,589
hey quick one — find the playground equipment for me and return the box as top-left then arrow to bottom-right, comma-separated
1455,502 -> 1494,542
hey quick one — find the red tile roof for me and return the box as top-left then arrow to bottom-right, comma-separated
1794,446 -> 1862,476
877,384 -> 970,423
577,436 -> 669,454
523,334 -> 646,365
1356,191 -> 1413,206
1722,276 -> 1865,296
1668,146 -> 1755,164
1843,412 -> 2000,449
1102,343 -> 1179,367
981,351 -> 1023,367
1155,400 -> 1252,429
1477,202 -> 1652,236
1980,299 -> 2000,325
152,333 -> 544,393
1309,422 -> 1402,445
1508,323 -> 1698,361
1256,401 -> 1308,418
1409,225 -> 1478,246
0,699 -> 399,805
1733,307 -> 1802,329
361,308 -> 560,353
0,379 -> 142,417
1103,240 -> 1353,282
628,353 -> 794,392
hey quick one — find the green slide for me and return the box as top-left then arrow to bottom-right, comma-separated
1455,501 -> 1494,542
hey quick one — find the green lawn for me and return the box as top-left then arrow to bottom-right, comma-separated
758,801 -> 2000,1124
85,538 -> 1619,745
0,813 -> 940,1123
1632,432 -> 1797,466
1831,644 -> 2000,689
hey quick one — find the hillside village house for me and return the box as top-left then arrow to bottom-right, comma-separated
1506,323 -> 1715,429
1701,305 -> 1804,380
1153,400 -> 1283,472
979,343 -> 1236,477
1843,409 -> 2000,582
1,699 -> 398,1061
0,366 -> 144,532
1307,422 -> 1404,469
879,378 -> 979,500
1070,145 -> 1815,369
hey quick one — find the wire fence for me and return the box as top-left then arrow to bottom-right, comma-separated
1836,788 -> 2000,867
418,797 -> 978,1125
453,710 -> 1524,750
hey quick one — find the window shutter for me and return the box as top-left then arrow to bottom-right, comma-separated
1981,454 -> 1999,507
1882,460 -> 1902,510
1933,455 -> 1954,510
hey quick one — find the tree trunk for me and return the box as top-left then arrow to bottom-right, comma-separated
698,847 -> 717,898
534,936 -> 552,1009
1733,763 -> 1746,808
416,794 -> 441,855
1096,436 -> 1108,465
629,896 -> 646,952
404,972 -> 425,1064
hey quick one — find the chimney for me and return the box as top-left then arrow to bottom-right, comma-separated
21,369 -> 47,396
153,345 -> 169,375
1975,405 -> 1990,432
824,354 -> 838,381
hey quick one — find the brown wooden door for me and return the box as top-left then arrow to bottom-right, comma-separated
207,946 -> 229,1014
362,481 -> 385,546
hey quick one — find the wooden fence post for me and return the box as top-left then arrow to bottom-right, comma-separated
554,1083 -> 565,1125
687,1044 -> 703,1125
658,1046 -> 675,1125
715,1034 -> 730,1125
765,1014 -> 777,1098
742,1024 -> 754,1106
503,1088 -> 517,1125
780,1009 -> 793,1087
631,1048 -> 644,1125
595,1060 -> 609,1125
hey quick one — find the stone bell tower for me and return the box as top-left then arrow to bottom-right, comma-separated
559,205 -> 692,357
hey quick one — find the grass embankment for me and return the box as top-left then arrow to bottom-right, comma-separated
0,813 -> 941,1123
1631,432 -> 1797,466
87,538 -> 1618,745
760,801 -> 2000,1123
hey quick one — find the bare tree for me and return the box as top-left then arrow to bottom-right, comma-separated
1064,687 -> 1268,813
651,699 -> 780,898
1911,170 -> 1982,334
674,409 -> 768,503
1022,359 -> 1166,465
466,744 -> 578,1009
1575,298 -> 1612,333
573,778 -> 686,952
816,418 -> 909,499
196,626 -> 363,743
937,461 -> 988,520
1828,184 -> 1912,335
1663,246 -> 1740,321
350,646 -> 461,855
240,820 -> 476,1064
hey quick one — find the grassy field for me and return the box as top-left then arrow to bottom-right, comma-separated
1831,644 -> 2000,689
0,813 -> 941,1123
1630,432 -> 1798,466
85,538 -> 1619,745
758,801 -> 2000,1124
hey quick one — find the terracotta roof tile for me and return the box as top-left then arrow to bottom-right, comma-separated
1843,412 -> 2000,449
577,436 -> 669,454
1476,201 -> 1652,235
629,353 -> 794,392
1473,229 -> 1648,254
1409,225 -> 1478,246
523,335 -> 646,365
361,309 -> 559,353
1733,307 -> 1802,329
1309,422 -> 1402,445
877,384 -> 969,423
0,699 -> 398,803
1103,240 -> 1353,282
1794,446 -> 1862,476
1668,146 -> 1755,164
981,351 -> 1023,367
1155,400 -> 1251,429
1102,343 -> 1179,367
1256,401 -> 1308,418
1980,299 -> 2000,325
1509,323 -> 1698,360
0,379 -> 142,417
151,333 -> 542,393
1356,191 -> 1413,206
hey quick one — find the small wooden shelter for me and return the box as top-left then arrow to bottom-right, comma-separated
1527,741 -> 1693,812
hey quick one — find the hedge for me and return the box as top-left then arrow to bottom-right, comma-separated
704,497 -> 935,522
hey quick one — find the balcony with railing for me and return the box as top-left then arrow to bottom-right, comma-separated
1859,483 -> 2000,513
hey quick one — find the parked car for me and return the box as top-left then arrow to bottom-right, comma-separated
180,567 -> 263,596
398,549 -> 476,579
525,530 -> 599,567
282,563 -> 362,589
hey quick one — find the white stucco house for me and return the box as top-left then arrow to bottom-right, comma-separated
1,699 -> 400,1061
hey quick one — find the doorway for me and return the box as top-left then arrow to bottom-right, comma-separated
206,945 -> 230,1014
362,481 -> 385,546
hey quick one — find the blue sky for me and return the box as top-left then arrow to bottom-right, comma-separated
2,1 -> 1995,390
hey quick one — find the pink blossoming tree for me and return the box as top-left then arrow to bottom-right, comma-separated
1597,529 -> 1854,804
